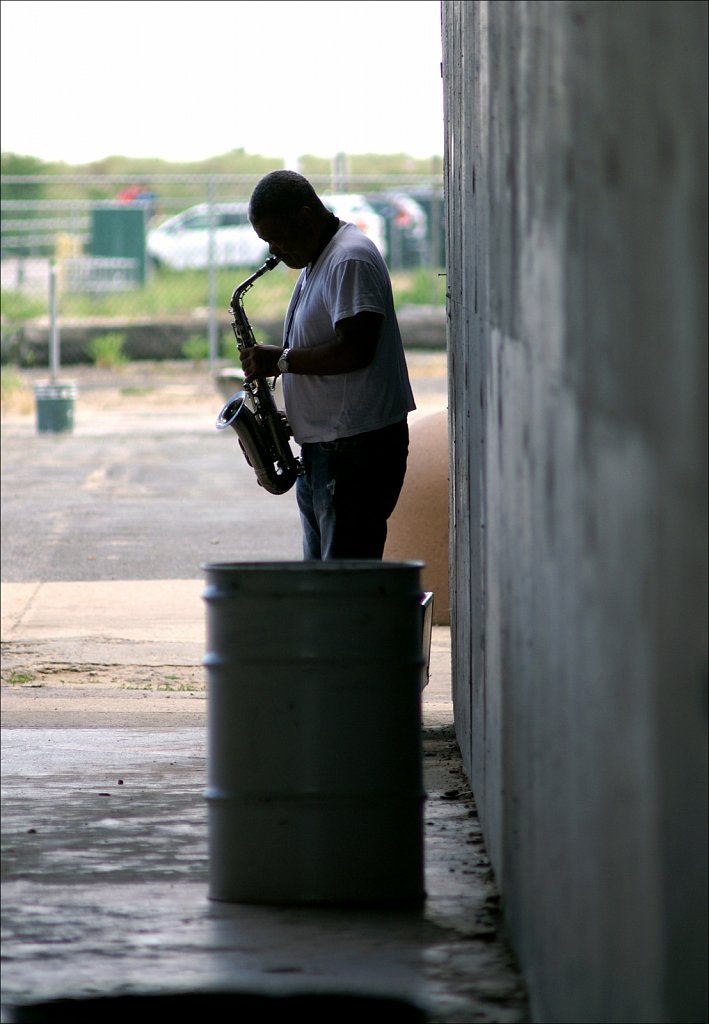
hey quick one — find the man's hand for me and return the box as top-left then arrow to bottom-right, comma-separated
239,344 -> 282,383
239,311 -> 383,381
282,313 -> 383,376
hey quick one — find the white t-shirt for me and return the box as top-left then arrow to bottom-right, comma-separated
282,222 -> 416,444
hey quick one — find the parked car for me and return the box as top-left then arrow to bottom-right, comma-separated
147,203 -> 268,270
365,192 -> 429,269
322,194 -> 387,259
407,187 -> 446,267
148,194 -> 387,271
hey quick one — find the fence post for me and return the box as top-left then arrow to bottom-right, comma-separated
49,262 -> 60,380
331,152 -> 348,192
34,262 -> 77,434
207,176 -> 219,369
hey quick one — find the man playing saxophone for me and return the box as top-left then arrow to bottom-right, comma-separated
239,170 -> 416,561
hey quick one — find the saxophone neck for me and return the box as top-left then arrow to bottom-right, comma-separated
229,255 -> 281,311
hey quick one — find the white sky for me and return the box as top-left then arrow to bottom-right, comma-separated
1,0 -> 444,164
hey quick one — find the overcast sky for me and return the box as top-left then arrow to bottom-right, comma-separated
1,0 -> 444,165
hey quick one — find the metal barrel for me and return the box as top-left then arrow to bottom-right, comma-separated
34,381 -> 77,434
202,560 -> 425,905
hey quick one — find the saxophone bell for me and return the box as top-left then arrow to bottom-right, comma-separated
217,389 -> 300,496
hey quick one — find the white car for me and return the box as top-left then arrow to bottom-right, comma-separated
147,195 -> 387,271
323,194 -> 387,259
147,203 -> 268,270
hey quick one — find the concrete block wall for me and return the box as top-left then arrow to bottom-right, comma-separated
442,2 -> 707,1021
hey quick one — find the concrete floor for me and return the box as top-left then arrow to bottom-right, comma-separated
1,360 -> 530,1023
1,621 -> 529,1023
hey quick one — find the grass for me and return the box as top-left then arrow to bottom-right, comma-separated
3,670 -> 36,686
1,365 -> 25,399
392,267 -> 447,308
2,264 -> 446,324
57,265 -> 301,320
125,681 -> 204,692
0,365 -> 33,415
1,290 -> 46,321
155,682 -> 202,692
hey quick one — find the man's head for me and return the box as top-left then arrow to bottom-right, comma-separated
249,171 -> 332,269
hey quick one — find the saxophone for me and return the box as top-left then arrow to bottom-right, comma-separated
216,255 -> 301,495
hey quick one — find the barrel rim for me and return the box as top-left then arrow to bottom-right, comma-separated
201,559 -> 424,573
33,381 -> 78,398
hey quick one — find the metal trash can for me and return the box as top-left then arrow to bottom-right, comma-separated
202,560 -> 425,906
34,380 -> 77,434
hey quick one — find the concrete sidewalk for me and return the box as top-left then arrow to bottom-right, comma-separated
1,579 -> 454,728
2,579 -> 207,670
1,578 -> 529,1023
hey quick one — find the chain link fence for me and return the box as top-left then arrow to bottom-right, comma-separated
1,174 -> 445,369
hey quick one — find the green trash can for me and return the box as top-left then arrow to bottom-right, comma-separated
34,381 -> 77,434
91,207 -> 147,285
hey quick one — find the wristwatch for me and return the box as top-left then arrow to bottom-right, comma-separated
277,348 -> 290,374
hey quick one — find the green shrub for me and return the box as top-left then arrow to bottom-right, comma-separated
86,332 -> 128,368
182,334 -> 210,364
221,333 -> 236,359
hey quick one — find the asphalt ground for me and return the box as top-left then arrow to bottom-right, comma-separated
0,356 -> 530,1023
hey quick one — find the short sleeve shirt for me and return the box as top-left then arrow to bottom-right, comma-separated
282,223 -> 416,444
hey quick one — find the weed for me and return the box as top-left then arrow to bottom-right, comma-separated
156,682 -> 201,692
1,366 -> 33,414
182,334 -> 210,365
1,365 -> 25,399
4,670 -> 35,686
86,332 -> 128,368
